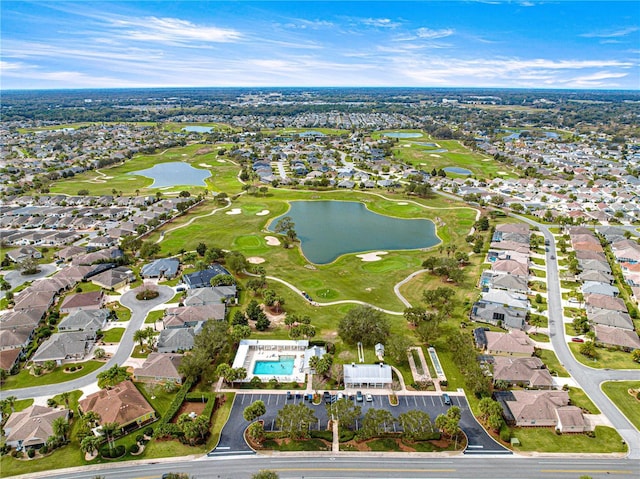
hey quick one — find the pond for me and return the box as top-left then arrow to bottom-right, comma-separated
130,162 -> 211,188
269,201 -> 439,264
183,126 -> 213,133
444,166 -> 472,176
383,132 -> 423,138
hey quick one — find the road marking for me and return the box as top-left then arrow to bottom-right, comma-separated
541,470 -> 633,475
216,446 -> 230,450
278,467 -> 457,473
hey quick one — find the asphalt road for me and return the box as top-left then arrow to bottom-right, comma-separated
32,455 -> 639,479
515,215 -> 640,458
4,285 -> 174,400
212,392 -> 508,456
1,262 -> 57,298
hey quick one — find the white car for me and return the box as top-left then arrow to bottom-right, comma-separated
365,393 -> 373,402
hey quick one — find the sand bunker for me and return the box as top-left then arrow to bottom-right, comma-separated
497,171 -> 508,175
403,144 -> 411,148
430,154 -> 442,158
217,159 -> 226,163
265,236 -> 281,246
247,257 -> 265,264
199,163 -> 211,168
256,210 -> 270,216
226,208 -> 242,215
397,202 -> 409,205
356,251 -> 388,262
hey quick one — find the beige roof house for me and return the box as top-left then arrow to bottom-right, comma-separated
485,330 -> 535,356
492,259 -> 529,277
4,405 -> 68,449
595,325 -> 640,351
502,390 -> 575,427
13,290 -> 56,311
134,353 -> 184,384
585,293 -> 627,313
492,356 -> 553,389
59,291 -> 105,313
79,380 -> 156,428
556,406 -> 587,433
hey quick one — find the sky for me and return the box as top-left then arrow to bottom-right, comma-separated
1,1 -> 639,90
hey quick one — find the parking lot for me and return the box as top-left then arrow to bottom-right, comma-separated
210,392 -> 509,456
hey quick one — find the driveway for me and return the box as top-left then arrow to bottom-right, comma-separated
6,285 -> 175,400
211,392 -> 509,456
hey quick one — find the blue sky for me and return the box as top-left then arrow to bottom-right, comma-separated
1,1 -> 639,90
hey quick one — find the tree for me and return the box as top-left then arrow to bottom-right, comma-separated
358,408 -> 395,440
120,235 -> 142,254
232,310 -> 248,326
243,400 -> 267,422
338,305 -> 390,346
398,410 -> 434,441
83,410 -> 101,427
59,391 -> 71,409
100,422 -> 120,452
17,256 -> 39,275
435,406 -> 461,438
252,471 -> 279,479
385,335 -> 413,364
96,364 -> 130,388
52,416 -> 70,442
276,403 -> 317,439
255,313 -> 271,331
178,348 -> 213,383
210,274 -> 235,287
94,347 -> 106,359
134,329 -> 147,350
579,341 -> 598,359
231,324 -> 251,343
80,435 -> 102,457
478,398 -> 504,432
247,421 -> 266,444
325,399 -> 361,429
196,242 -> 208,257
404,306 -> 427,327
246,278 -> 266,295
274,216 -> 297,243
139,241 -> 161,259
226,251 -> 248,274
632,349 -> 640,363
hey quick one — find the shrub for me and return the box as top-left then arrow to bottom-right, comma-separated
439,380 -> 448,387
100,444 -> 125,459
499,425 -> 511,442
339,430 -> 355,442
39,445 -> 48,455
136,434 -> 144,444
27,448 -> 35,458
144,427 -> 154,437
129,444 -> 139,454
311,430 -> 333,441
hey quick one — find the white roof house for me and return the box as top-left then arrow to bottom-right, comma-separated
343,363 -> 392,389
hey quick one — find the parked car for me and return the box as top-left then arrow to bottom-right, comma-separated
356,391 -> 363,402
323,391 -> 332,404
286,391 -> 292,400
337,392 -> 344,400
571,337 -> 585,343
443,393 -> 452,406
365,393 -> 373,402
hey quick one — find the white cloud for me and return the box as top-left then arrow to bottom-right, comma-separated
360,18 -> 401,29
107,16 -> 243,44
416,28 -> 454,39
580,26 -> 639,38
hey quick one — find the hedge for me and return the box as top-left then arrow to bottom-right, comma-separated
157,379 -> 194,427
100,444 -> 125,459
310,430 -> 333,441
185,392 -> 218,422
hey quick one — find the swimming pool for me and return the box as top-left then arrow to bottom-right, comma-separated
253,356 -> 295,375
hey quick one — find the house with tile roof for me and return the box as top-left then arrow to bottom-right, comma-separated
133,353 -> 183,384
4,405 -> 68,450
78,380 -> 155,429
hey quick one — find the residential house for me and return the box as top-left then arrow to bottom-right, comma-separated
4,405 -> 69,450
485,330 -> 535,356
471,302 -> 527,330
13,290 -> 56,311
492,356 -> 553,389
163,304 -> 225,328
585,293 -> 627,313
133,353 -> 184,384
6,246 -> 42,263
57,309 -> 110,335
181,264 -> 231,289
140,258 -> 180,279
481,289 -> 530,310
498,390 -> 584,428
156,328 -> 196,353
492,259 -> 529,278
587,309 -> 634,330
31,331 -> 95,365
581,281 -> 619,297
488,273 -> 529,294
59,291 -> 105,314
594,325 -> 640,351
90,267 -> 134,290
183,286 -> 236,307
0,348 -> 22,373
79,380 -> 156,430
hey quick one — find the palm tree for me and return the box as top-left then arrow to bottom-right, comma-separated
100,422 -> 120,452
83,411 -> 101,427
52,416 -> 70,442
133,329 -> 147,351
80,435 -> 102,457
59,391 -> 70,409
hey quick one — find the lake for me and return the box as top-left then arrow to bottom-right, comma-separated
444,166 -> 472,176
269,201 -> 439,264
183,126 -> 213,133
384,132 -> 423,138
131,162 -> 211,188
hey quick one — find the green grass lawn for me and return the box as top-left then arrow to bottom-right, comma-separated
528,332 -> 550,343
568,343 -> 640,370
145,310 -> 166,324
568,387 -> 600,414
109,302 -> 131,321
511,426 -> 626,453
2,361 -> 103,390
537,349 -> 570,378
601,381 -> 640,430
101,328 -> 125,343
12,398 -> 34,412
